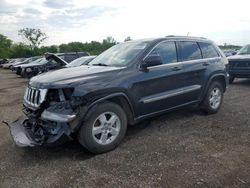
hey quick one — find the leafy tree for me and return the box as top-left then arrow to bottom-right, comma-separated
18,28 -> 48,49
59,44 -> 69,53
0,34 -> 12,58
58,38 -> 117,55
9,43 -> 34,58
219,44 -> 242,50
0,34 -> 12,48
39,45 -> 58,54
103,36 -> 116,45
0,33 -> 118,58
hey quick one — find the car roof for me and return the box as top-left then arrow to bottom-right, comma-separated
124,36 -> 213,45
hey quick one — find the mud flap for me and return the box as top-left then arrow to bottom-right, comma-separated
8,117 -> 37,147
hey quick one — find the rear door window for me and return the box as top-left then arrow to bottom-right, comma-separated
178,41 -> 202,61
198,42 -> 219,58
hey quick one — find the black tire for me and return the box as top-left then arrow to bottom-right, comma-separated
229,75 -> 234,84
20,70 -> 26,78
201,81 -> 224,114
78,102 -> 127,154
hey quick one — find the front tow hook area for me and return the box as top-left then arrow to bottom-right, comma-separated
7,117 -> 38,147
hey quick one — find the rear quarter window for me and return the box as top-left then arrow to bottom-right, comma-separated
178,41 -> 202,61
198,42 -> 219,58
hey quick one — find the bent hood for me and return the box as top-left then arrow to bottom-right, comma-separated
29,65 -> 124,88
228,54 -> 250,61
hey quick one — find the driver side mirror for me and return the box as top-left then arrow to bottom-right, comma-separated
141,55 -> 163,69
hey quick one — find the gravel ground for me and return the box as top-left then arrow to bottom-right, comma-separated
0,69 -> 250,188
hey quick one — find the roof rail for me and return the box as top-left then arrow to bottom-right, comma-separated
165,35 -> 207,39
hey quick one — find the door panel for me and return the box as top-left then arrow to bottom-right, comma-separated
176,41 -> 206,103
130,41 -> 187,116
180,60 -> 206,102
131,63 -> 186,116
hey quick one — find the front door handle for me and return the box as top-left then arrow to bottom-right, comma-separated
172,66 -> 182,71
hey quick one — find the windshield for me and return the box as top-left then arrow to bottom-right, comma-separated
30,58 -> 43,64
88,41 -> 149,67
66,56 -> 95,67
36,58 -> 48,64
21,58 -> 31,63
237,45 -> 250,55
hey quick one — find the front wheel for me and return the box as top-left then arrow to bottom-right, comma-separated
201,81 -> 224,114
78,102 -> 127,154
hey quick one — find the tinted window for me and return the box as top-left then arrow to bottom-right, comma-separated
64,55 -> 78,63
179,41 -> 202,61
149,41 -> 177,64
199,42 -> 219,58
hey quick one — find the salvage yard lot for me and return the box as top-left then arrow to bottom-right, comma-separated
0,69 -> 250,187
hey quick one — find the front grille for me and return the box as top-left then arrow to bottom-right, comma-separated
24,87 -> 47,108
229,60 -> 250,69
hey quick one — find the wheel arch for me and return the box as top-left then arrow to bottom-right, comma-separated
201,73 -> 227,102
86,93 -> 136,125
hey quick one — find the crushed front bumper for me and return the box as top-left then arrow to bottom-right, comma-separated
9,117 -> 38,147
8,116 -> 73,147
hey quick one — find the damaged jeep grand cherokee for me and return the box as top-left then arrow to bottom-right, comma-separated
8,37 -> 228,154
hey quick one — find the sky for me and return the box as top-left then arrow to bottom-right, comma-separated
0,0 -> 250,46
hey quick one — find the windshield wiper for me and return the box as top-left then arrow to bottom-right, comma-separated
91,63 -> 108,66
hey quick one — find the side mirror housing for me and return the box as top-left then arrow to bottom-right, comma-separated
141,55 -> 163,69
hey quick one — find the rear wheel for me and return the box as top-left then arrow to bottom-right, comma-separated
201,81 -> 224,114
78,102 -> 127,154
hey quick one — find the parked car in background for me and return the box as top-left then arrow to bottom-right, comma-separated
223,49 -> 237,57
2,58 -> 26,69
15,58 -> 43,75
0,58 -> 8,65
66,56 -> 96,68
11,56 -> 41,71
8,36 -> 228,154
228,44 -> 250,83
20,52 -> 89,78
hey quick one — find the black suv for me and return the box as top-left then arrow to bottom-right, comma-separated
228,44 -> 250,83
8,37 -> 228,154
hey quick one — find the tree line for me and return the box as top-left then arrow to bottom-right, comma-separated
0,28 -> 122,59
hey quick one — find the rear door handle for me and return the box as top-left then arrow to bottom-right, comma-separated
203,62 -> 210,66
172,66 -> 182,71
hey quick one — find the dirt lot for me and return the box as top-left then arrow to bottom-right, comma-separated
0,69 -> 250,188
